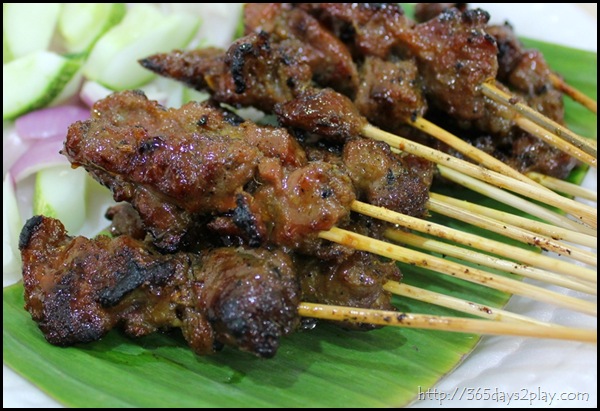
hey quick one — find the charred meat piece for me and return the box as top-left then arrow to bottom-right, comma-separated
355,56 -> 428,129
297,3 -> 415,59
508,134 -> 578,179
343,138 -> 435,217
252,160 -> 356,254
20,216 -> 301,358
486,23 -> 525,81
244,3 -> 359,97
209,158 -> 356,256
138,47 -> 225,92
486,23 -> 564,122
408,8 -> 498,121
414,3 -> 468,23
105,203 -> 146,240
507,50 -> 564,123
298,251 -> 402,330
142,32 -> 313,113
275,87 -> 366,142
65,90 -> 355,254
64,91 -> 263,250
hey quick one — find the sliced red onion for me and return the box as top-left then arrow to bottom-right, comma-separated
9,138 -> 70,184
3,128 -> 32,178
15,105 -> 89,142
80,81 -> 113,108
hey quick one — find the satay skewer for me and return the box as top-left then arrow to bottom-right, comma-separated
436,166 -> 596,234
382,282 -> 560,325
516,117 -> 596,168
527,172 -> 597,202
408,117 -> 556,187
319,227 -> 596,316
425,197 -> 597,266
384,230 -> 596,295
362,124 -> 597,230
481,81 -> 598,159
350,201 -> 596,283
428,194 -> 597,248
549,73 -> 598,115
298,303 -> 597,343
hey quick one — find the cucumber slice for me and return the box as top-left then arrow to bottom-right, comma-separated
33,166 -> 87,234
58,3 -> 127,54
84,4 -> 201,90
2,174 -> 22,281
3,3 -> 61,62
2,51 -> 82,120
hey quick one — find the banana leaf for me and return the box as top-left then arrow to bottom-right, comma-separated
3,19 -> 597,411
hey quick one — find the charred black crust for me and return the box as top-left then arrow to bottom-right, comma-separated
232,195 -> 263,247
138,136 -> 165,155
222,109 -> 245,126
42,272 -> 106,345
98,259 -> 174,307
231,42 -> 255,94
138,57 -> 159,73
19,216 -> 44,250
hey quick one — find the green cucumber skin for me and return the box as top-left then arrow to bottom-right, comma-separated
3,57 -> 83,121
60,3 -> 127,55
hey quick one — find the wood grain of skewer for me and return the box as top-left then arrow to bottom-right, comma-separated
550,72 -> 597,114
351,201 -> 597,283
426,196 -> 597,266
384,229 -> 596,294
319,227 -> 597,316
383,282 -> 574,325
437,166 -> 597,233
430,193 -> 597,248
298,303 -> 597,343
527,172 -> 598,202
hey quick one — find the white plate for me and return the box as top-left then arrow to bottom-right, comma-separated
3,3 -> 597,408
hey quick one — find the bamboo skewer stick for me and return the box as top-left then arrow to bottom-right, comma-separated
516,117 -> 596,168
361,124 -> 597,229
481,81 -> 597,158
298,303 -> 597,343
351,201 -> 597,283
549,73 -> 597,115
437,166 -> 597,233
527,172 -> 598,202
383,282 -> 565,325
426,196 -> 597,267
319,227 -> 597,316
430,193 -> 597,248
409,117 -> 553,187
384,229 -> 596,295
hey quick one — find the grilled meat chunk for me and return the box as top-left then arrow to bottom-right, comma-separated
355,56 -> 427,128
298,251 -> 402,330
275,88 -> 366,142
142,32 -> 313,113
105,203 -> 146,240
414,3 -> 468,23
244,3 -> 359,97
407,8 -> 499,121
297,3 -> 414,59
343,138 -> 435,217
64,90 -> 355,254
20,216 -> 301,358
